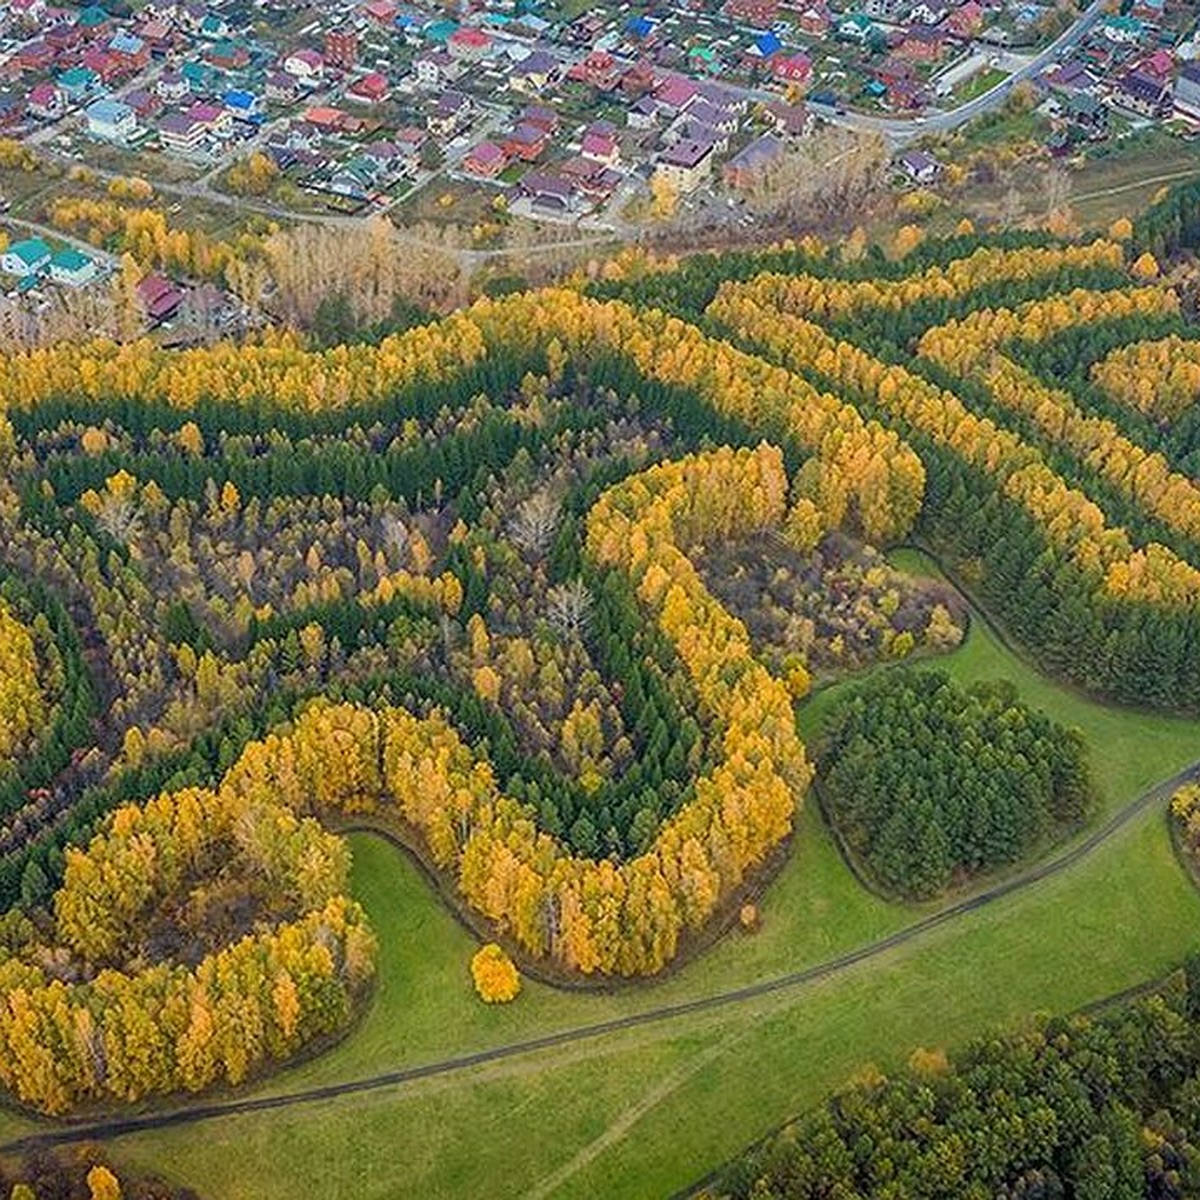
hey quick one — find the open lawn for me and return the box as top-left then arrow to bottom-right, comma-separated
7,555 -> 1200,1198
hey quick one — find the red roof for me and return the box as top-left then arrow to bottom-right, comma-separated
450,26 -> 490,48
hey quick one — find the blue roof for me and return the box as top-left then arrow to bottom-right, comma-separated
223,88 -> 257,108
109,30 -> 144,53
86,97 -> 133,123
58,65 -> 99,88
51,248 -> 92,271
627,14 -> 654,37
755,31 -> 781,55
7,237 -> 51,266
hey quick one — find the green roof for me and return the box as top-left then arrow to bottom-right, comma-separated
51,248 -> 92,271
6,238 -> 51,267
77,5 -> 110,26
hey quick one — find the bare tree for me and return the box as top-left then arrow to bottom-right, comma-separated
546,578 -> 593,639
95,492 -> 142,545
508,492 -> 560,559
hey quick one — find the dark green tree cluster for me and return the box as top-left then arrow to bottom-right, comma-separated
819,669 -> 1092,897
1133,178 -> 1200,261
709,968 -> 1200,1200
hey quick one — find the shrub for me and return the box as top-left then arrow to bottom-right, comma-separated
471,943 -> 521,1003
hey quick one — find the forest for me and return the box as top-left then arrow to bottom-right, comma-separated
1,191 -> 1200,1197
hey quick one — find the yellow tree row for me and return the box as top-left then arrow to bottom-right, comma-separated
0,317 -> 488,412
0,707 -> 377,1115
918,289 -> 1200,544
0,289 -> 923,544
725,239 -> 1124,322
1091,334 -> 1200,423
237,449 -> 812,977
707,286 -> 1200,608
471,290 -> 925,544
0,600 -> 49,767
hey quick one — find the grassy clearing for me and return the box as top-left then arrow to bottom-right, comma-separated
14,554 -> 1200,1198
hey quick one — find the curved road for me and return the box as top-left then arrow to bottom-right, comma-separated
1,738 -> 1196,1157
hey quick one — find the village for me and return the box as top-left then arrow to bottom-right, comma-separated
0,0 -> 1196,305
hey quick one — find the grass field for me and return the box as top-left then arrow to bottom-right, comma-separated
7,554 -> 1200,1198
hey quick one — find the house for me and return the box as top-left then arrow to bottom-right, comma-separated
222,88 -> 263,120
515,170 -> 580,214
724,132 -> 783,189
1101,15 -> 1144,46
206,39 -> 250,71
464,139 -> 507,177
908,0 -> 948,24
568,49 -> 622,91
108,30 -> 149,71
521,104 -> 559,134
1113,69 -> 1172,119
18,40 -> 58,72
75,4 -> 112,36
135,18 -> 177,55
862,0 -> 905,16
1,238 -> 51,277
1175,62 -> 1200,123
723,0 -> 778,27
1131,0 -> 1164,22
361,0 -> 397,27
654,75 -> 699,116
27,81 -> 65,120
897,26 -> 949,63
48,247 -> 98,286
448,26 -> 491,60
628,95 -> 659,129
325,27 -> 357,71
1138,48 -> 1174,82
302,105 -> 347,131
346,72 -> 389,104
81,48 -> 123,85
836,13 -> 875,42
503,121 -> 550,162
1039,59 -> 1098,98
896,148 -> 941,183
944,0 -> 985,37
415,50 -> 458,88
85,97 -> 136,142
265,71 -> 301,103
1066,91 -> 1108,139
124,87 -> 162,119
797,3 -> 831,35
283,48 -> 323,81
428,89 -> 470,135
654,136 -> 714,193
764,100 -> 812,140
137,271 -> 184,322
57,64 -> 101,100
581,120 -> 619,166
772,52 -> 811,83
393,126 -> 427,157
508,49 -> 558,95
157,100 -> 230,151
330,155 -> 381,197
620,59 -> 655,96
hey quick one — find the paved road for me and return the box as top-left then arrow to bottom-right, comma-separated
2,215 -> 118,268
780,0 -> 1109,141
1,680 -> 1194,1155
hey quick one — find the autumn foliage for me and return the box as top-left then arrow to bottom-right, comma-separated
471,944 -> 521,1003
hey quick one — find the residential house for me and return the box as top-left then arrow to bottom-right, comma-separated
521,104 -> 559,134
836,13 -> 875,42
620,59 -> 655,96
464,139 -> 507,177
764,99 -> 812,140
943,0 -> 984,37
448,26 -> 490,60
723,0 -> 778,27
137,271 -> 184,322
503,120 -> 550,161
346,71 -> 389,104
124,87 -> 163,119
908,0 -> 948,24
1113,69 -> 1172,119
1101,15 -> 1144,45
897,25 -> 949,63
569,50 -> 622,91
1,238 -> 51,277
654,136 -> 714,193
108,31 -> 149,71
415,49 -> 458,87
427,89 -> 469,135
1065,91 -> 1109,139
48,247 -> 98,286
393,125 -> 427,158
1175,62 -> 1200,123
361,0 -> 397,27
265,71 -> 301,102
206,38 -> 250,71
283,48 -> 323,81
85,97 -> 136,141
135,18 -> 177,56
75,5 -> 112,37
508,49 -> 558,95
81,48 -> 124,86
1131,0 -> 1164,23
772,52 -> 811,83
724,132 -> 782,189
654,75 -> 699,117
57,64 -> 100,100
18,40 -> 57,72
581,120 -> 619,166
862,0 -> 906,17
515,171 -> 580,215
796,4 -> 831,35
627,95 -> 659,130
27,81 -> 65,119
222,88 -> 263,120
897,149 -> 941,183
